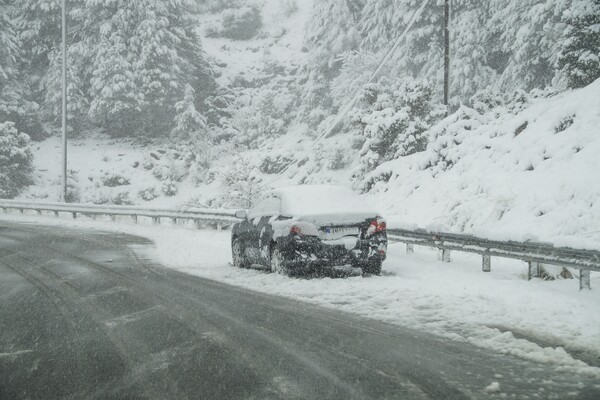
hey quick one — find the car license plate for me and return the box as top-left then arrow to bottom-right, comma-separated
321,227 -> 359,240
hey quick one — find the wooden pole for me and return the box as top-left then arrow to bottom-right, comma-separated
61,0 -> 68,202
444,0 -> 450,116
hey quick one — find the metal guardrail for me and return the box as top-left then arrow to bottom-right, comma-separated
387,228 -> 599,290
0,199 -> 239,230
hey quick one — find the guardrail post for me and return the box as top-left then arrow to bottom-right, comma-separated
580,270 -> 591,290
438,249 -> 451,262
110,214 -> 116,221
194,219 -> 201,229
406,244 -> 414,254
19,208 -> 24,214
152,216 -> 160,225
71,212 -> 77,219
54,211 -> 59,217
36,210 -> 42,215
527,261 -> 541,280
482,253 -> 491,272
217,222 -> 223,231
171,217 -> 177,225
131,215 -> 137,224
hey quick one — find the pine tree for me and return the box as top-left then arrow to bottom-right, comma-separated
40,49 -> 88,133
558,0 -> 600,88
298,0 -> 366,123
80,0 -> 215,137
172,85 -> 208,141
486,0 -> 568,92
0,121 -> 34,198
13,0 -> 63,72
0,0 -> 24,122
88,33 -> 141,136
0,0 -> 43,138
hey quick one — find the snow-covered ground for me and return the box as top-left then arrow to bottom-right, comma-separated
3,212 -> 599,379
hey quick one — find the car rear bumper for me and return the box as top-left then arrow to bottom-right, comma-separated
278,234 -> 387,269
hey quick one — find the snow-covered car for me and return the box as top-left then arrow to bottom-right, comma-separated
231,185 -> 387,276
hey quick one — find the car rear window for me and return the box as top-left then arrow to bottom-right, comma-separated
272,185 -> 377,218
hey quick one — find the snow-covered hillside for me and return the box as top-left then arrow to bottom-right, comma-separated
365,80 -> 600,248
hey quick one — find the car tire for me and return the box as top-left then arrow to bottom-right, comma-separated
270,246 -> 290,276
361,259 -> 382,276
232,238 -> 248,268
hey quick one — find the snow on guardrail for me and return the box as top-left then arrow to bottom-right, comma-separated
0,199 -> 240,229
387,228 -> 599,290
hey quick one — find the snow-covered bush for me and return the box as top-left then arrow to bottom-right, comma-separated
0,122 -> 34,198
100,173 -> 130,188
328,148 -> 347,170
65,169 -> 81,203
232,109 -> 285,149
161,182 -> 178,197
138,186 -> 159,202
422,107 -> 485,175
220,6 -> 262,40
221,155 -> 266,208
259,154 -> 293,174
111,191 -> 133,206
354,79 -> 445,180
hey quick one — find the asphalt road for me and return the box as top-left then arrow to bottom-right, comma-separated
0,221 -> 598,400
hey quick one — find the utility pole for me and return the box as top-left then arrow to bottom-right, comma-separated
443,0 -> 450,116
61,0 -> 68,202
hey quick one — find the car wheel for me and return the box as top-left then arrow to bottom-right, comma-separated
270,246 -> 290,276
362,259 -> 382,276
232,238 -> 248,268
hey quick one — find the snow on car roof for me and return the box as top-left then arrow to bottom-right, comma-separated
270,185 -> 378,221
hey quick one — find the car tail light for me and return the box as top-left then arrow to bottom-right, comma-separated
366,218 -> 386,236
289,222 -> 319,236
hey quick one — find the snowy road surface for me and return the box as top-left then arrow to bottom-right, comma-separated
0,221 -> 599,399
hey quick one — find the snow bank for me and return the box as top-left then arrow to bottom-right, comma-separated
366,80 -> 600,249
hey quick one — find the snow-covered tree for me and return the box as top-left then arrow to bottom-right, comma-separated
13,0 -> 63,71
77,0 -> 215,137
0,0 -> 43,138
88,33 -> 140,136
0,0 -> 25,123
221,155 -> 266,208
558,0 -> 600,88
354,78 -> 445,181
486,0 -> 568,92
172,85 -> 208,141
40,49 -> 88,133
0,122 -> 34,198
298,0 -> 365,123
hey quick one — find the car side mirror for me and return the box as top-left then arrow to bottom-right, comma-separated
235,209 -> 248,219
